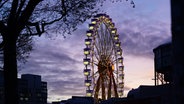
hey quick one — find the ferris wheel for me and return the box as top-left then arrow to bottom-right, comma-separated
83,14 -> 124,100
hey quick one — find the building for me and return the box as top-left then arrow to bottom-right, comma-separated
0,70 -> 47,104
153,42 -> 172,85
18,74 -> 47,104
52,96 -> 94,104
0,70 -> 4,104
127,85 -> 172,104
99,85 -> 171,104
171,0 -> 184,104
100,97 -> 159,104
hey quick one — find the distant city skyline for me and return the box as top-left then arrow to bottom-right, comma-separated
18,0 -> 171,102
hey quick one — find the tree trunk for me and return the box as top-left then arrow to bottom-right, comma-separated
3,31 -> 18,104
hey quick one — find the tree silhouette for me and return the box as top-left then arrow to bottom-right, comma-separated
0,0 -> 100,104
0,0 -> 135,104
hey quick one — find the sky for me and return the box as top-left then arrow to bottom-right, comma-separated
18,0 -> 171,102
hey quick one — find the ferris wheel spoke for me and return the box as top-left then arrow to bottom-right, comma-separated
96,30 -> 102,53
104,25 -> 112,57
94,47 -> 102,61
112,56 -> 120,64
89,71 -> 99,78
94,35 -> 103,58
91,61 -> 98,66
106,41 -> 114,59
100,23 -> 105,52
94,53 -> 100,62
106,48 -> 115,61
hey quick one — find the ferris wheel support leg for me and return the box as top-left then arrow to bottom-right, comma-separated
112,74 -> 118,98
108,75 -> 112,99
94,77 -> 101,100
101,77 -> 106,100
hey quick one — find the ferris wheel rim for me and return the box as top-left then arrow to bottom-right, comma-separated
83,13 -> 124,100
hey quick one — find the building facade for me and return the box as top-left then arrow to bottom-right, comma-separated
171,0 -> 184,104
0,70 -> 47,104
0,70 -> 4,104
18,74 -> 47,104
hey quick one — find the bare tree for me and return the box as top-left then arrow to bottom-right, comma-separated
0,0 -> 135,104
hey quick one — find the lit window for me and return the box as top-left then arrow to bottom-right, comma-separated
25,97 -> 28,101
20,97 -> 23,101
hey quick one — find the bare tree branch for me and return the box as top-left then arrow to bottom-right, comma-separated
61,0 -> 66,15
41,0 -> 92,31
27,21 -> 44,36
16,0 -> 26,17
0,0 -> 8,8
18,0 -> 42,33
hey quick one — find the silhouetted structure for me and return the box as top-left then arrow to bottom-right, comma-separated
171,0 -> 184,104
153,43 -> 172,85
0,70 -> 47,104
100,98 -> 126,104
127,85 -> 171,104
66,96 -> 94,104
18,74 -> 47,104
52,101 -> 61,104
100,97 -> 160,104
0,70 -> 4,104
53,96 -> 94,104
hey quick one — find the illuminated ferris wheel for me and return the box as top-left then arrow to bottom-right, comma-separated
83,14 -> 124,100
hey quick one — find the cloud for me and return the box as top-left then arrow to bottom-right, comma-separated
48,78 -> 85,95
100,0 -> 171,58
18,36 -> 85,101
118,17 -> 171,58
18,0 -> 171,102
